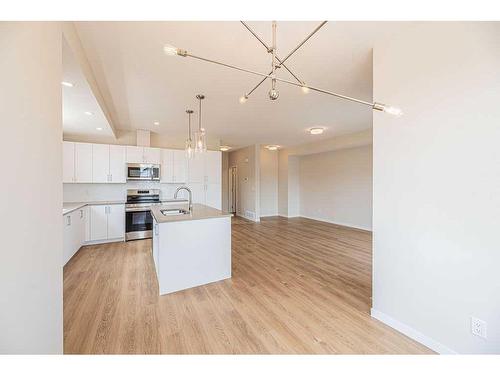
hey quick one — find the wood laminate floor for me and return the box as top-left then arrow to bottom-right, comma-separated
63,216 -> 433,354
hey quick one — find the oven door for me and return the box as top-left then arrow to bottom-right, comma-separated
125,209 -> 153,241
127,164 -> 153,181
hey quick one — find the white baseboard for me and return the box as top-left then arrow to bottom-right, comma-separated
370,308 -> 457,354
260,214 -> 279,218
299,214 -> 372,231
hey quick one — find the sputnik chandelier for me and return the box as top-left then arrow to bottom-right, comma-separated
164,21 -> 402,116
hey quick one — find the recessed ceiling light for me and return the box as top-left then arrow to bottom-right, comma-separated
219,146 -> 231,152
239,95 -> 248,104
96,127 -> 103,131
84,111 -> 93,116
266,145 -> 280,151
61,81 -> 74,87
301,85 -> 310,94
309,127 -> 324,135
153,121 -> 160,126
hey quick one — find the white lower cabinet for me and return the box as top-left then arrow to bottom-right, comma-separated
152,219 -> 159,278
89,204 -> 125,242
63,208 -> 86,265
107,204 -> 125,239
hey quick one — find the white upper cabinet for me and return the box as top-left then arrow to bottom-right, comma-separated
172,150 -> 188,183
109,145 -> 126,183
161,149 -> 188,184
205,183 -> 222,209
63,142 -> 75,183
161,149 -> 174,183
143,147 -> 161,164
126,146 -> 161,164
92,143 -> 109,183
187,150 -> 222,209
188,154 -> 205,183
74,143 -> 93,183
205,150 -> 222,184
126,146 -> 144,164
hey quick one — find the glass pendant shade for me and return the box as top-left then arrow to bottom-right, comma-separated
194,128 -> 207,153
185,109 -> 194,159
185,139 -> 194,159
194,94 -> 207,153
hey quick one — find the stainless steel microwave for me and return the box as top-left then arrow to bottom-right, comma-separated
126,163 -> 161,181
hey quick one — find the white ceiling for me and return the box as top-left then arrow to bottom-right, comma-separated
73,21 -> 404,148
62,39 -> 114,139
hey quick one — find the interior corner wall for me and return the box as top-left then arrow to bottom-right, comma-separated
298,145 -> 373,230
259,146 -> 279,217
228,145 -> 259,221
372,22 -> 500,354
287,155 -> 300,217
278,149 -> 289,217
0,22 -> 63,353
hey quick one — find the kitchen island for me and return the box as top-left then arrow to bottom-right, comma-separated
150,203 -> 232,295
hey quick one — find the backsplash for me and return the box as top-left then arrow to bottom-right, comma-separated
63,181 -> 188,202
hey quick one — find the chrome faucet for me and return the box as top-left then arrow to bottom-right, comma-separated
174,186 -> 193,212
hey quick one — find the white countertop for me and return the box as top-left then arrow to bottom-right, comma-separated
62,199 -> 188,215
151,203 -> 232,224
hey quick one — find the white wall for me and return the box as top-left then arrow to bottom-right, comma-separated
373,22 -> 500,354
299,145 -> 373,230
0,22 -> 63,353
228,145 -> 259,221
259,147 -> 279,217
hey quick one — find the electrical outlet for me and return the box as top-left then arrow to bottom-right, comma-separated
471,317 -> 487,339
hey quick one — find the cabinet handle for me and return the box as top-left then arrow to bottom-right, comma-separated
67,215 -> 71,226
80,209 -> 84,219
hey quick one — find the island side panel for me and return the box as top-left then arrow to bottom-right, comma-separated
158,216 -> 231,295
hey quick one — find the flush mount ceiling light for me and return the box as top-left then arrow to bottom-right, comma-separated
163,21 -> 402,116
219,146 -> 231,152
84,111 -> 93,116
96,127 -> 103,131
266,145 -> 280,151
61,81 -> 74,87
309,127 -> 324,135
153,121 -> 160,126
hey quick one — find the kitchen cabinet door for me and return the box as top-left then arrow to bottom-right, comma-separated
188,154 -> 205,183
188,183 -> 205,204
173,149 -> 188,183
205,150 -> 222,184
143,147 -> 161,164
75,143 -> 93,183
92,143 -> 109,183
109,145 -> 126,183
63,213 -> 73,265
107,204 -> 125,239
63,142 -> 75,183
205,183 -> 222,210
126,146 -> 144,164
90,205 -> 108,241
152,219 -> 159,277
161,149 -> 174,183
75,208 -> 86,249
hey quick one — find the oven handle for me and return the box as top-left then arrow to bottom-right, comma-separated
125,207 -> 152,213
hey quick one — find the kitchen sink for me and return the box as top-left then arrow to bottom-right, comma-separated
160,208 -> 190,216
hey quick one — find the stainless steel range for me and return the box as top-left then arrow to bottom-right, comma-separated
125,189 -> 161,241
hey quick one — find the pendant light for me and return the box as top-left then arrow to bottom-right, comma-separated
163,21 -> 403,116
194,94 -> 207,153
185,109 -> 194,159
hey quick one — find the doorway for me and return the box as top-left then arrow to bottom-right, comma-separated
228,166 -> 237,214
